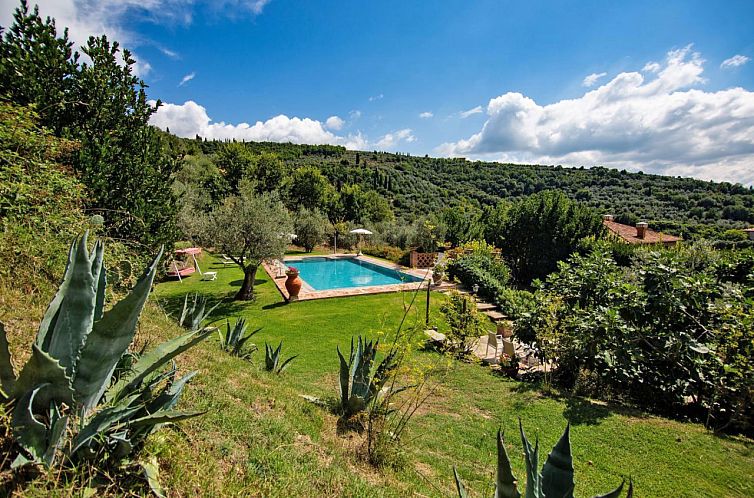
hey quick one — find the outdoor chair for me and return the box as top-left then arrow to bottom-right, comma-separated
486,331 -> 504,359
192,254 -> 217,281
219,254 -> 235,266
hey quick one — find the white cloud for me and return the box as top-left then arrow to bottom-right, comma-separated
582,72 -> 607,87
721,54 -> 750,69
178,72 -> 196,87
439,45 -> 754,184
150,100 -> 370,150
642,61 -> 661,73
375,129 -> 415,149
459,105 -> 483,118
325,115 -> 344,131
419,111 -> 434,119
133,58 -> 153,77
349,110 -> 362,120
368,93 -> 384,102
159,46 -> 179,59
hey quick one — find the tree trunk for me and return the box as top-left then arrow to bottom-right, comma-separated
235,265 -> 258,300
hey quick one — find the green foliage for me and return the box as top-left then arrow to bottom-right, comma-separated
454,422 -> 633,498
0,233 -> 211,475
517,243 -> 754,432
440,291 -> 487,355
0,102 -> 83,232
362,244 -> 407,263
287,165 -> 333,212
218,318 -> 259,359
264,341 -> 297,374
294,208 -> 330,252
337,336 -> 398,418
446,251 -> 510,303
0,2 -> 179,249
499,191 -> 604,285
410,217 -> 446,253
442,201 -> 484,247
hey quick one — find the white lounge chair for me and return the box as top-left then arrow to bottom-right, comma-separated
219,254 -> 236,266
192,254 -> 217,281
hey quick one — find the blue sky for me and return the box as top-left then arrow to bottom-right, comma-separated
2,0 -> 754,183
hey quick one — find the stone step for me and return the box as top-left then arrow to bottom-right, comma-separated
483,310 -> 507,322
476,302 -> 497,311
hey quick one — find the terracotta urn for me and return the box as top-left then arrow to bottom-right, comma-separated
285,267 -> 302,301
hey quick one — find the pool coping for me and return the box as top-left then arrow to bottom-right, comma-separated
261,254 -> 432,302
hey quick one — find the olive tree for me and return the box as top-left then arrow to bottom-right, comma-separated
294,208 -> 329,252
201,182 -> 292,300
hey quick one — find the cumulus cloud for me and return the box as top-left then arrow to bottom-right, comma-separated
325,115 -> 345,131
150,100 -> 371,150
178,72 -> 196,87
582,72 -> 607,87
419,111 -> 434,119
459,105 -> 483,118
439,45 -> 754,184
721,54 -> 750,69
642,61 -> 661,73
375,129 -> 416,149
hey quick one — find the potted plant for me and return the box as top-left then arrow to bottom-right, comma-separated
285,265 -> 303,301
496,319 -> 514,338
498,351 -> 519,378
432,261 -> 446,285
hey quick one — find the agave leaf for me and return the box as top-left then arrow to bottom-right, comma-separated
73,248 -> 163,415
277,354 -> 298,373
147,371 -> 198,414
453,467 -> 469,498
36,240 -> 76,351
141,456 -> 167,498
130,410 -> 206,427
519,420 -> 541,498
46,234 -> 100,375
593,479 -> 625,498
70,404 -> 143,455
370,349 -> 398,398
107,327 -> 214,402
42,414 -> 69,467
11,385 -> 50,466
91,240 -> 106,321
496,430 -> 521,498
542,423 -> 575,498
13,345 -> 74,409
337,346 -> 350,407
0,322 -> 16,396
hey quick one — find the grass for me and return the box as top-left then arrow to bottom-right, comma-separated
144,253 -> 754,497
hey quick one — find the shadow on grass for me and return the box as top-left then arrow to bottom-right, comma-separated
229,279 -> 267,287
262,301 -> 288,310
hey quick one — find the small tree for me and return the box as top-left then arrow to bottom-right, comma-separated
294,208 -> 329,252
440,291 -> 486,356
201,182 -> 292,300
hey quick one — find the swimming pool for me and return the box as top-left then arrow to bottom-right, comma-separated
285,257 -> 422,291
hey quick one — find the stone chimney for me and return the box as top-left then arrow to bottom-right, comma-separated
602,214 -> 614,222
636,222 -> 648,239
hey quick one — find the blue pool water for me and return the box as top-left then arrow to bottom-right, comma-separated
285,257 -> 422,291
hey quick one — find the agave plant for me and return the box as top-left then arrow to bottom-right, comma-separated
0,233 -> 213,471
264,341 -> 297,374
454,422 -> 633,498
218,318 -> 260,359
337,336 -> 398,418
178,293 -> 220,331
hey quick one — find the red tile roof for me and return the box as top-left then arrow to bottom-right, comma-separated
603,220 -> 682,245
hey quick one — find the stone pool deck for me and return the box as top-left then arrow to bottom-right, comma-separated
262,254 -> 445,302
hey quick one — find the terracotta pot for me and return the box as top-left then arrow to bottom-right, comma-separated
497,320 -> 514,338
432,272 -> 444,285
285,271 -> 303,301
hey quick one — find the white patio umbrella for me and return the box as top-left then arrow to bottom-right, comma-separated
349,228 -> 373,255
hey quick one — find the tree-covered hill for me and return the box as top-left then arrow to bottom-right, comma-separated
164,134 -> 754,239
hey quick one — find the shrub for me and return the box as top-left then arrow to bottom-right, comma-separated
440,291 -> 487,356
446,252 -> 510,303
362,244 -> 407,263
294,208 -> 329,252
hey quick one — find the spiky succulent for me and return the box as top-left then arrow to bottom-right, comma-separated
454,422 -> 633,498
178,293 -> 219,331
0,233 -> 213,470
337,336 -> 398,418
218,318 -> 259,359
264,341 -> 297,374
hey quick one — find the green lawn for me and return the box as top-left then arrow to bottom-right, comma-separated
148,253 -> 754,497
